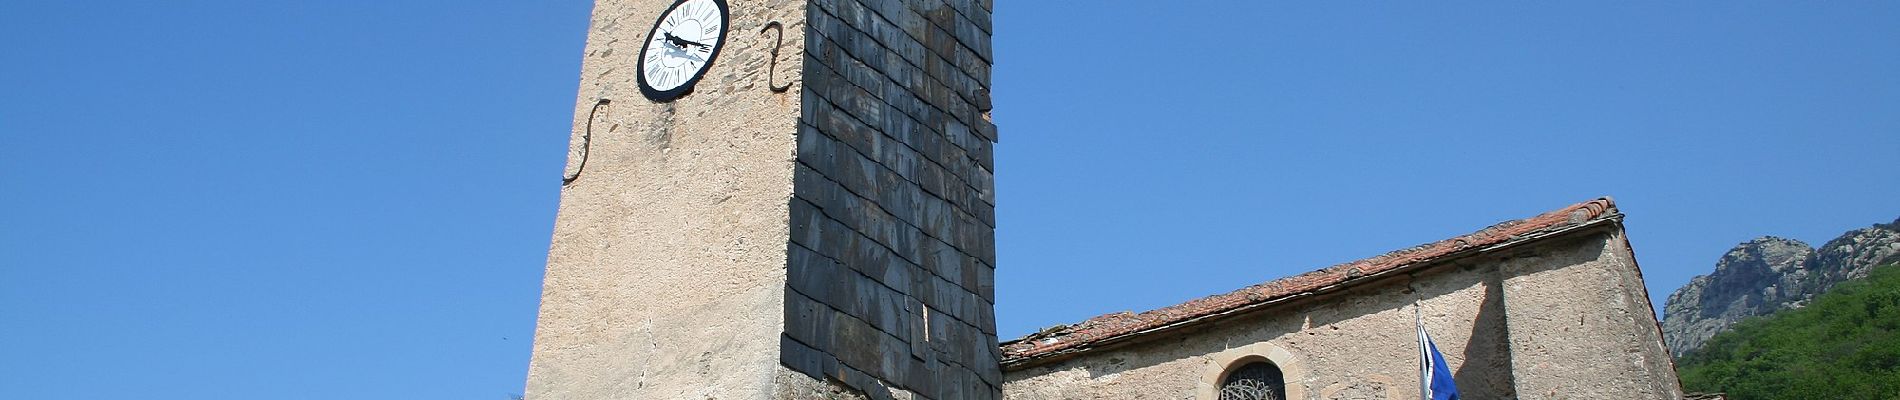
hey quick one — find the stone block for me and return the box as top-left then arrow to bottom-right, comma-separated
792,165 -> 836,211
836,364 -> 897,400
796,122 -> 836,174
968,161 -> 994,206
974,115 -> 997,143
942,316 -> 972,366
952,13 -> 990,63
837,58 -> 889,103
904,356 -> 938,397
974,264 -> 994,302
870,247 -> 908,294
790,291 -> 837,354
925,240 -> 963,288
921,25 -> 959,67
969,335 -> 1000,385
802,84 -> 821,121
788,247 -> 838,302
781,334 -> 833,380
829,261 -> 861,314
933,362 -> 965,400
789,194 -> 817,241
963,0 -> 991,35
829,308 -> 882,375
930,276 -> 964,320
876,328 -> 913,388
878,277 -> 911,336
955,46 -> 990,88
959,253 -> 982,292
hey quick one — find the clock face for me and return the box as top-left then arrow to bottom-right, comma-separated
637,0 -> 729,102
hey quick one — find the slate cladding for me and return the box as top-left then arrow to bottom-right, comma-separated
781,0 -> 1000,399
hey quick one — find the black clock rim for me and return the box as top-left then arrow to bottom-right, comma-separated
636,0 -> 730,103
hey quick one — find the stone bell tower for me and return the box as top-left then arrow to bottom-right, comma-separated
524,0 -> 998,399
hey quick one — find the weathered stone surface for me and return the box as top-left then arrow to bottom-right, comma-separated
529,0 -> 993,397
1660,237 -> 1815,357
1811,218 -> 1900,286
775,364 -> 872,400
524,0 -> 808,399
1001,224 -> 1682,400
1498,233 -> 1682,398
1661,218 -> 1900,357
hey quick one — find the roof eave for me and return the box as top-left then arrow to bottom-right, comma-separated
1000,211 -> 1626,371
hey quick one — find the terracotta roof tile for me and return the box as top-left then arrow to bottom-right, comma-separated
999,197 -> 1622,367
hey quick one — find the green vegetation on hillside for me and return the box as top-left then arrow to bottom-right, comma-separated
1677,263 -> 1900,399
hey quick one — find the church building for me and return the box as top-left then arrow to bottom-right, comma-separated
522,1 -> 1686,399
998,198 -> 1683,399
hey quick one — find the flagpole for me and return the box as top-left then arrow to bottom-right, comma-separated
1415,289 -> 1462,400
1416,298 -> 1427,400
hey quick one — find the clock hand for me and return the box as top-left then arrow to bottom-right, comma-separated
672,49 -> 707,63
662,32 -> 711,51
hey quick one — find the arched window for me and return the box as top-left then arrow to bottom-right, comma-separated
1218,361 -> 1287,400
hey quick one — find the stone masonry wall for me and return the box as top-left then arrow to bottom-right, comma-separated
779,0 -> 1000,399
524,0 -> 807,399
1498,231 -> 1682,397
1000,228 -> 1683,400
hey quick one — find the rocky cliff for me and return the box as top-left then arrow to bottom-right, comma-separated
1661,218 -> 1900,357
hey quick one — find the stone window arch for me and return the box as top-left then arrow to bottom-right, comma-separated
1199,341 -> 1308,400
1218,361 -> 1286,400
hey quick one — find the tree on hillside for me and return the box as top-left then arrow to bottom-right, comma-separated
1677,263 -> 1900,399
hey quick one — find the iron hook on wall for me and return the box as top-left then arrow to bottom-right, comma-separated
761,21 -> 792,93
562,98 -> 612,186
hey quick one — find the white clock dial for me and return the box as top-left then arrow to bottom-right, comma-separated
637,0 -> 728,102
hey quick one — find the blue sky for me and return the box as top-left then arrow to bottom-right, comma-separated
3,2 -> 1897,399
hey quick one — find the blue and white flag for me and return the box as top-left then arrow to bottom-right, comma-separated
1417,323 -> 1461,400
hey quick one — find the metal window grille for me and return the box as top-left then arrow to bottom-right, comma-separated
1218,362 -> 1286,400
